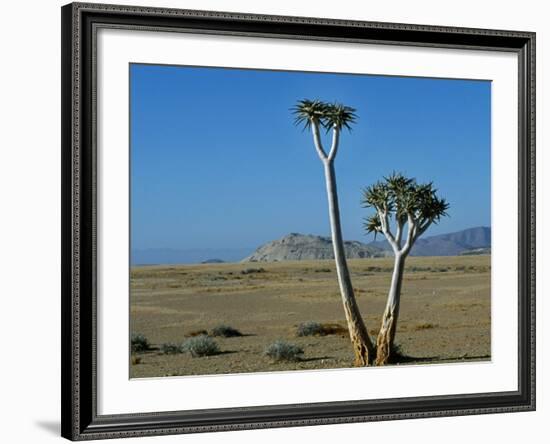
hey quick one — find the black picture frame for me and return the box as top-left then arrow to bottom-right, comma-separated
61,2 -> 536,440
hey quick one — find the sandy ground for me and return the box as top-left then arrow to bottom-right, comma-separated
130,255 -> 490,378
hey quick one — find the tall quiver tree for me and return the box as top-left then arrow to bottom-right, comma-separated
292,99 -> 375,366
362,173 -> 449,365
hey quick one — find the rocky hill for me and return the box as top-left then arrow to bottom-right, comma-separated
242,233 -> 384,262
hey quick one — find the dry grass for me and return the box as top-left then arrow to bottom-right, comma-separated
413,322 -> 438,330
130,255 -> 491,378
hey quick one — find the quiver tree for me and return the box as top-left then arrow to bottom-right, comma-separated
362,173 -> 449,365
292,99 -> 375,366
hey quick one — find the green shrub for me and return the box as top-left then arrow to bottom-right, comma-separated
296,321 -> 324,337
131,333 -> 150,352
264,340 -> 304,362
211,325 -> 243,337
181,336 -> 220,357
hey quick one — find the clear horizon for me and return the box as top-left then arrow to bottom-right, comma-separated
130,64 -> 491,251
131,224 -> 491,253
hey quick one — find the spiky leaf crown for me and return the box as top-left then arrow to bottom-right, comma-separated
292,99 -> 357,132
362,172 -> 449,234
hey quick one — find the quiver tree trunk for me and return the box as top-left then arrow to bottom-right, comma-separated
375,254 -> 406,365
362,172 -> 449,366
324,162 -> 375,366
292,101 -> 375,367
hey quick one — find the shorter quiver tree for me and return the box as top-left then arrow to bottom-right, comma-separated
362,173 -> 449,365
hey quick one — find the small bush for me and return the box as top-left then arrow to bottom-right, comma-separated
131,333 -> 150,352
181,336 -> 220,357
297,321 -> 347,337
296,321 -> 325,337
241,267 -> 266,275
409,266 -> 431,273
161,342 -> 183,354
131,354 -> 141,365
319,323 -> 348,335
414,322 -> 437,331
211,325 -> 243,337
265,340 -> 304,362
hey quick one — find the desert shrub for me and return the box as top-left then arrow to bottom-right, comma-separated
241,267 -> 266,275
161,342 -> 183,354
181,336 -> 220,357
319,323 -> 348,335
409,266 -> 431,273
297,321 -> 347,337
366,266 -> 394,273
314,268 -> 332,273
413,322 -> 437,331
264,340 -> 304,362
131,333 -> 150,352
296,321 -> 324,337
211,325 -> 243,337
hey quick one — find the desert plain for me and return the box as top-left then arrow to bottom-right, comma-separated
130,255 -> 490,378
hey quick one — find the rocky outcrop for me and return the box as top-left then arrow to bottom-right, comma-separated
242,233 -> 384,262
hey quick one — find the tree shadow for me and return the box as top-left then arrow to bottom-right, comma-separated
390,354 -> 440,364
437,354 -> 491,363
216,350 -> 239,355
300,355 -> 333,362
391,353 -> 491,365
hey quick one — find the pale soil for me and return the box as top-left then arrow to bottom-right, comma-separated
129,255 -> 491,378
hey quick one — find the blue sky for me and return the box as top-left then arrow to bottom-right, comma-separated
130,64 -> 491,251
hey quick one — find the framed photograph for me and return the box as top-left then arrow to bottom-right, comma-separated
61,2 -> 536,440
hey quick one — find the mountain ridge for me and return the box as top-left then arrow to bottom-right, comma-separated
243,227 -> 491,262
131,227 -> 491,265
368,226 -> 491,257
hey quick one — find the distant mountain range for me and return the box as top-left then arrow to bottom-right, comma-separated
131,227 -> 491,265
243,227 -> 491,262
368,226 -> 491,257
131,247 -> 253,265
